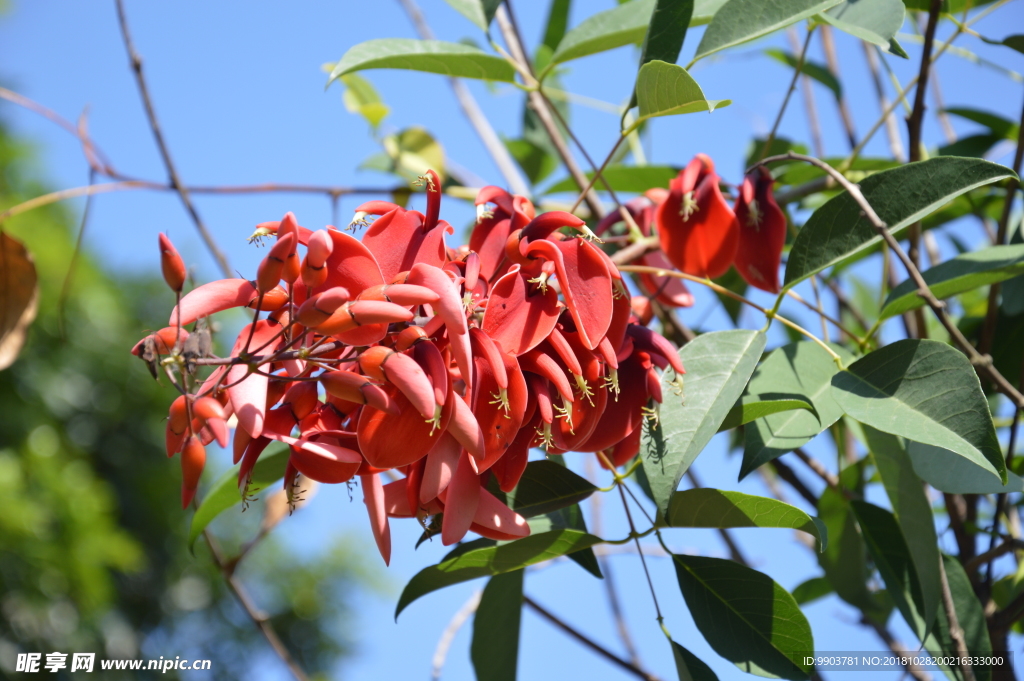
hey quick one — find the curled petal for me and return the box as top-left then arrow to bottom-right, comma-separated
482,267 -> 560,356
472,487 -> 530,540
420,432 -> 461,504
361,473 -> 392,565
170,278 -> 256,326
446,392 -> 487,460
441,451 -> 480,546
284,436 -> 362,484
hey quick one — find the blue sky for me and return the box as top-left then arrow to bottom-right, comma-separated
2,1 -> 1023,679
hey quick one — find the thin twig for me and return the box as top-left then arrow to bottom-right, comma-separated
394,0 -> 530,197
793,447 -> 839,490
494,4 -> 605,219
114,0 -> 232,277
57,169 -> 97,338
862,44 -> 906,162
523,596 -> 661,681
938,556 -> 978,681
967,539 -> 1024,577
818,26 -> 857,150
202,530 -> 311,681
430,590 -> 482,680
979,97 -> 1024,356
758,26 -> 815,163
769,459 -> 819,507
787,27 -> 824,157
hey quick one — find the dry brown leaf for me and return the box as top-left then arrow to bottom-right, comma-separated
0,231 -> 39,370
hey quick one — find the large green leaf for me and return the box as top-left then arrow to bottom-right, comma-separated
503,459 -> 597,518
631,61 -> 730,129
329,39 -> 516,84
666,489 -> 827,550
693,0 -> 842,62
880,244 -> 1024,319
549,0 -> 656,68
924,555 -> 994,681
641,329 -> 766,518
188,446 -> 289,549
784,158 -> 1016,289
541,0 -> 573,51
526,509 -> 603,578
821,0 -> 906,49
396,529 -> 602,617
717,397 -> 813,432
851,500 -> 930,641
671,640 -> 720,681
831,339 -> 1006,485
906,442 -> 1024,494
443,0 -> 503,32
864,426 -> 941,638
545,165 -> 680,194
816,482 -> 881,615
470,569 -> 523,681
944,107 -> 1020,139
629,0 -> 695,109
764,49 -> 842,100
673,554 -> 813,679
740,341 -> 853,480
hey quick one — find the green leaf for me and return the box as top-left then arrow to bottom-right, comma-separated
906,442 -> 1024,494
764,48 -> 842,99
791,576 -> 832,605
666,488 -> 827,550
545,165 -> 680,194
784,157 -> 1016,289
505,138 -> 559,185
925,555 -> 993,681
632,60 -> 731,128
943,107 -> 1019,139
470,569 -> 523,681
831,339 -> 1006,485
541,0 -> 573,51
673,554 -> 813,679
851,500 -> 930,640
188,446 -> 289,549
629,0 -> 696,109
880,244 -> 1024,319
504,460 -> 597,518
693,0 -> 731,25
821,0 -> 906,49
863,426 -> 941,638
381,127 -> 446,182
817,483 -> 881,615
939,133 -> 1007,158
717,397 -> 814,432
549,0 -> 656,68
740,341 -> 853,480
328,39 -> 516,84
693,0 -> 842,62
396,529 -> 602,618
526,503 -> 603,578
671,639 -> 720,681
641,329 -> 766,518
443,0 -> 504,32
339,73 -> 389,129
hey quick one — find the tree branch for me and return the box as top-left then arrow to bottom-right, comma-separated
114,0 -> 232,278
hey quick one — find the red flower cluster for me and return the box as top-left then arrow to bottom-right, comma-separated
135,170 -> 683,565
600,154 -> 786,297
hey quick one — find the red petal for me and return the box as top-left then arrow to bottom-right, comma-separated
361,473 -> 392,565
482,267 -> 560,356
441,451 -> 480,545
170,278 -> 256,326
357,385 -> 453,469
733,167 -> 786,293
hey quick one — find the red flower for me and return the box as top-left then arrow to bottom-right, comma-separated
733,166 -> 787,293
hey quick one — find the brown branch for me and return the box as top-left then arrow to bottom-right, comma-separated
818,26 -> 857,150
938,556 -> 978,681
394,0 -> 530,196
787,27 -> 824,158
862,44 -> 906,163
757,152 -> 1024,409
979,97 -> 1024,356
792,448 -> 840,491
905,0 -> 943,276
494,5 -> 605,219
758,26 -> 815,163
202,529 -> 310,681
769,459 -> 819,507
860,617 -> 934,681
523,596 -> 662,681
965,539 -> 1024,577
114,0 -> 232,278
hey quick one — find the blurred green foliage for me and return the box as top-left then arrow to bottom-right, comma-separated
0,120 -> 378,679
